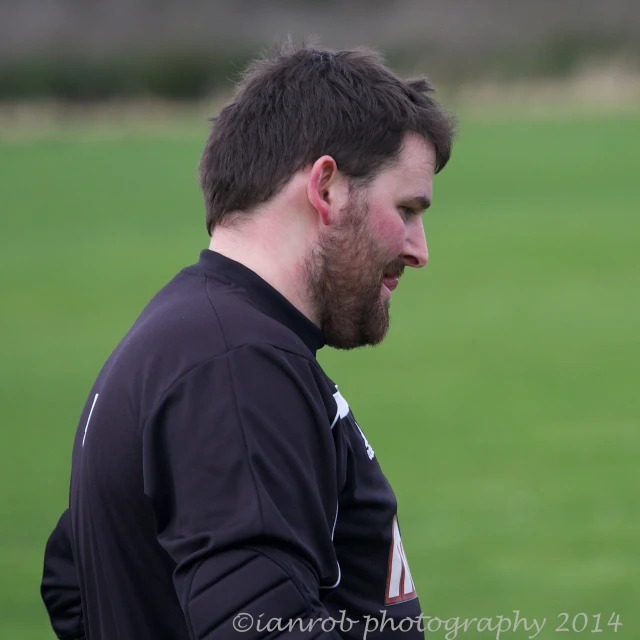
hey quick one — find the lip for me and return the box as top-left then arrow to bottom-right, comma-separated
382,276 -> 399,291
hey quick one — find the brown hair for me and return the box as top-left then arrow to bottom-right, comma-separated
200,42 -> 455,234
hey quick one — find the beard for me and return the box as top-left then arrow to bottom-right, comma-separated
302,190 -> 405,350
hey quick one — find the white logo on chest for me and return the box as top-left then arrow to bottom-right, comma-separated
332,387 -> 375,460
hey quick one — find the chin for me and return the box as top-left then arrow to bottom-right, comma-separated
326,318 -> 390,350
323,289 -> 391,350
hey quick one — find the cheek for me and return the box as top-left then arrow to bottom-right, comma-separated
369,209 -> 406,256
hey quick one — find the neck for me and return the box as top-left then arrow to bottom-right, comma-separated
208,215 -> 319,327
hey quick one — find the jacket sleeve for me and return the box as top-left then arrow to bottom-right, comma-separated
41,509 -> 85,640
142,343 -> 342,639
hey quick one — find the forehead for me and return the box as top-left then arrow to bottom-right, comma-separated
374,132 -> 436,196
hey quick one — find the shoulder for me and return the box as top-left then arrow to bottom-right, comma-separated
168,342 -> 337,424
142,344 -> 342,460
118,268 -> 313,373
100,270 -> 333,422
201,272 -> 316,361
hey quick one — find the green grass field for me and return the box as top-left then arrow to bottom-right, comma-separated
1,112 -> 638,638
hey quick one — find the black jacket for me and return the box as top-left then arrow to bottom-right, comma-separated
41,250 -> 423,639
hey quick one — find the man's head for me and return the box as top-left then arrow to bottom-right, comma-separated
302,132 -> 436,349
200,43 -> 455,349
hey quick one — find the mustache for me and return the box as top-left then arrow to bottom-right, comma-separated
383,258 -> 405,279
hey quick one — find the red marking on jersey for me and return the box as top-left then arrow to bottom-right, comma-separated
385,515 -> 417,605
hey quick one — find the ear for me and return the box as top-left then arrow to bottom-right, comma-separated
307,156 -> 340,226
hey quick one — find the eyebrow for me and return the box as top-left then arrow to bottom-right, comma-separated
403,195 -> 431,212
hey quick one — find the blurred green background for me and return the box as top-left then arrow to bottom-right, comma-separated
2,112 -> 638,638
1,1 -> 639,637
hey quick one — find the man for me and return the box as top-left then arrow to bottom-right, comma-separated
41,43 -> 454,639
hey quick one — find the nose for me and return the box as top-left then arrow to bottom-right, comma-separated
402,216 -> 429,268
